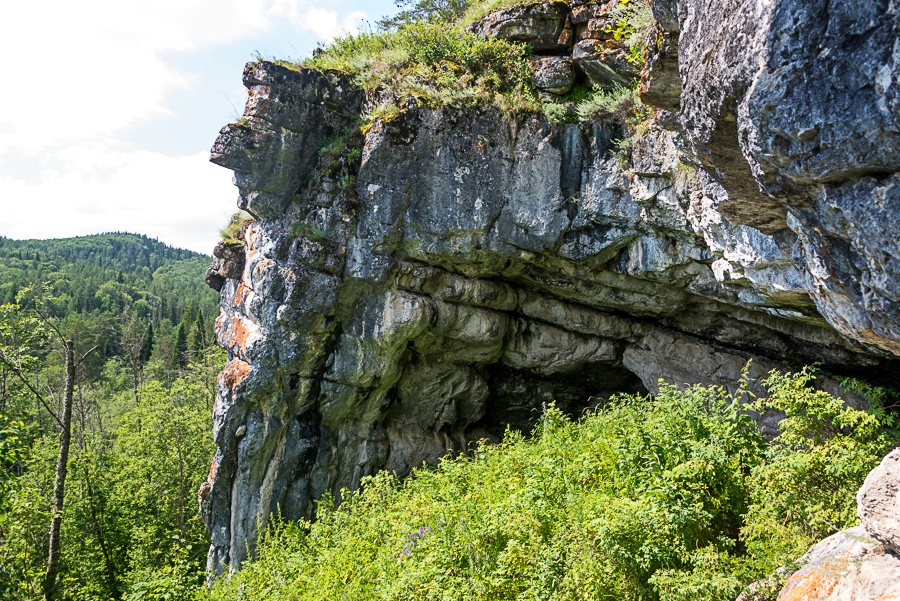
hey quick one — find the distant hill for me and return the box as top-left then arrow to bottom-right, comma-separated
0,232 -> 219,327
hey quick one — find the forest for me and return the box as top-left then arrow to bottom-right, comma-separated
0,233 -> 222,599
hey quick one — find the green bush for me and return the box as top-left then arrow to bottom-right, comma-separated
575,83 -> 648,123
608,0 -> 654,65
205,368 -> 898,601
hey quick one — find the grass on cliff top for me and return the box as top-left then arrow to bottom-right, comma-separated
274,0 -> 656,129
206,367 -> 898,601
301,21 -> 541,119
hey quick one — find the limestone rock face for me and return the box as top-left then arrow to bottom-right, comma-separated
200,0 -> 900,577
858,448 -> 900,555
668,0 -> 900,356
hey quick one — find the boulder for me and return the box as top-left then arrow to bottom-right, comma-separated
528,56 -> 575,94
572,39 -> 639,88
467,1 -> 569,53
775,526 -> 900,601
857,447 -> 900,555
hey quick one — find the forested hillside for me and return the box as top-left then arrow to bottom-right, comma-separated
0,233 -> 218,325
0,233 -> 223,599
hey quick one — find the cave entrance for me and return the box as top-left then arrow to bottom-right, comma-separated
469,362 -> 649,441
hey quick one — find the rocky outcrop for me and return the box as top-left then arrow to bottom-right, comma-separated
666,0 -> 900,356
857,448 -> 900,555
200,0 -> 900,578
773,450 -> 900,601
775,525 -> 900,601
470,0 -> 639,95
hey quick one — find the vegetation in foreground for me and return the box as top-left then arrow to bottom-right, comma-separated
0,237 -> 223,600
207,369 -> 897,601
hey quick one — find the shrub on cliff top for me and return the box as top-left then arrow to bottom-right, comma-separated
205,368 -> 898,601
302,22 -> 540,118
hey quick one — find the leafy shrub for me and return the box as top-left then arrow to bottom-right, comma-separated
205,368 -> 897,601
126,544 -> 204,601
543,102 -> 575,125
608,0 -> 654,65
576,83 -> 647,123
744,367 -> 899,542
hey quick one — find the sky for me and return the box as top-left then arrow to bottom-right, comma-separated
0,0 -> 400,254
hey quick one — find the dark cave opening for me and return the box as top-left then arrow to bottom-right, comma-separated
469,362 -> 649,440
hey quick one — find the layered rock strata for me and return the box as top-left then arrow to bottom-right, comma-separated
200,0 -> 900,577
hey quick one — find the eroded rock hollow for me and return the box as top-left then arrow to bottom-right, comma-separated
199,0 -> 900,576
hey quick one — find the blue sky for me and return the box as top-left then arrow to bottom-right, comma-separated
0,0 -> 400,254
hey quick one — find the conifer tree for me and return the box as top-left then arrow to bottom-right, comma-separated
140,323 -> 154,363
171,323 -> 188,369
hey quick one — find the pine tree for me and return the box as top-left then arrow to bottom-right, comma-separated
190,309 -> 207,352
171,323 -> 188,369
140,323 -> 154,363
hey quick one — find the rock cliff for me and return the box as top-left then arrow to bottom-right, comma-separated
200,0 -> 900,577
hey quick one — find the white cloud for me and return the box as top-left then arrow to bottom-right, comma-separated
0,147 -> 238,254
299,8 -> 367,42
0,0 -> 324,152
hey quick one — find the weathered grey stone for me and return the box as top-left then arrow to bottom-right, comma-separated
572,39 -> 638,88
502,319 -> 619,376
210,62 -> 361,220
670,0 -> 900,355
467,1 -> 569,52
517,291 -> 631,339
206,241 -> 245,292
857,448 -> 900,555
639,26 -> 681,113
789,176 -> 900,357
528,56 -> 575,95
775,526 -> 900,601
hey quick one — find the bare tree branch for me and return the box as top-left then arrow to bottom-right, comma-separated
0,354 -> 64,429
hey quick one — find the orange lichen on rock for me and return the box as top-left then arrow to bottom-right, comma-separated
220,358 -> 252,394
220,314 -> 254,352
778,556 -> 849,601
198,460 -> 218,504
232,283 -> 251,308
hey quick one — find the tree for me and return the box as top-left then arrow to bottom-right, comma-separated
377,0 -> 472,29
0,288 -> 97,600
140,323 -> 154,363
171,323 -> 188,370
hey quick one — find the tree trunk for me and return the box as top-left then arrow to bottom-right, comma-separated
43,340 -> 74,601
